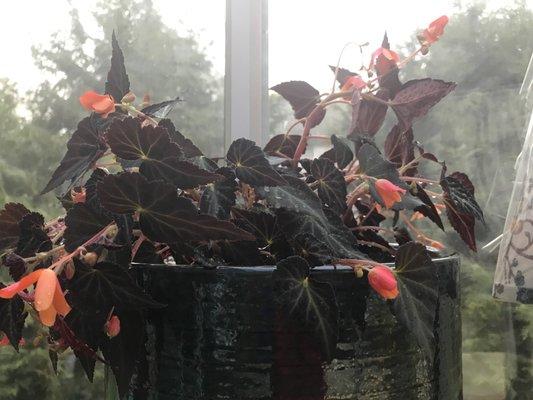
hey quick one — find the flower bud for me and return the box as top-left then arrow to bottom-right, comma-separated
374,179 -> 406,209
104,225 -> 119,241
368,265 -> 399,299
79,251 -> 98,267
105,315 -> 121,338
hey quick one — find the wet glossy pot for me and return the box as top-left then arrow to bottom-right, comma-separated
130,256 -> 461,400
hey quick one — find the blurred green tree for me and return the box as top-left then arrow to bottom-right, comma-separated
0,80 -> 65,218
400,4 -> 533,397
30,0 -> 224,156
402,2 -> 533,236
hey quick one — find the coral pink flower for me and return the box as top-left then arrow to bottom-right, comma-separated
79,91 -> 115,117
374,179 -> 406,208
369,47 -> 400,76
341,75 -> 367,92
105,315 -> 121,338
0,269 -> 71,327
421,16 -> 449,45
368,265 -> 399,299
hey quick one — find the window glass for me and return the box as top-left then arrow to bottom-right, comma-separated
0,1 -> 224,396
0,0 -> 225,215
269,1 -> 533,398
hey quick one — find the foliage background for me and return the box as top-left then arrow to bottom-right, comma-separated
0,0 -> 532,398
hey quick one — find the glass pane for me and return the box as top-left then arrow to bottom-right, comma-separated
269,1 -> 533,399
0,1 -> 224,397
0,0 -> 225,215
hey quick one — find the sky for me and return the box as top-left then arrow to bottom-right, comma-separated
0,0 -> 531,95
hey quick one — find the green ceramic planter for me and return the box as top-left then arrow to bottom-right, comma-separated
129,256 -> 462,400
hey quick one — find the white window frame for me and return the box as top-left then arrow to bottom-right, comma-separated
224,0 -> 269,149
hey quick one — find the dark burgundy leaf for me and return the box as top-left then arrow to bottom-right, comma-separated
357,144 -> 405,187
219,240 -> 267,266
348,89 -> 389,137
412,184 -> 444,230
393,242 -> 438,363
319,135 -> 353,169
329,65 -> 359,88
232,207 -> 282,249
64,204 -> 113,252
106,117 -> 182,161
384,125 -> 416,175
0,203 -> 30,251
69,260 -> 163,311
263,134 -> 302,158
227,138 -> 286,186
310,158 -> 347,214
290,232 -> 335,265
354,199 -> 386,226
273,256 -> 339,360
2,253 -> 27,281
199,167 -> 237,219
393,227 -> 414,246
350,134 -> 379,155
132,241 -> 164,264
98,173 -> 254,243
140,158 -> 222,189
97,172 -> 149,215
375,34 -> 402,96
16,212 -> 52,258
270,81 -> 324,123
158,119 -> 203,158
56,312 -> 104,382
106,117 -> 201,188
83,168 -> 134,264
0,291 -> 27,351
262,174 -> 362,259
41,116 -> 107,194
141,97 -> 181,118
440,172 -> 483,251
422,152 -> 440,163
105,31 -> 130,103
379,65 -> 402,97
84,168 -> 109,211
273,207 -> 363,260
391,79 -> 456,129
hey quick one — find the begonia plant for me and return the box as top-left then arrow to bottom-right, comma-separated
0,16 -> 483,397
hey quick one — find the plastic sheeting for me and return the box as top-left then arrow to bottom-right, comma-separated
493,54 -> 533,304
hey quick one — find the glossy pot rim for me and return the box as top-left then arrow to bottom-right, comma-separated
132,254 -> 459,275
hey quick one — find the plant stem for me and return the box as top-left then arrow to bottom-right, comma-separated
322,98 -> 351,107
398,154 -> 424,174
352,225 -> 395,235
131,234 -> 146,262
334,257 -> 385,268
48,223 -> 116,274
116,103 -> 158,125
284,118 -> 306,136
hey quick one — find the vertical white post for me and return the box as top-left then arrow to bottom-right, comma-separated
225,0 -> 269,149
